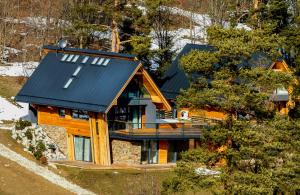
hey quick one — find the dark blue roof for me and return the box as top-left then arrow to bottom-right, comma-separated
43,45 -> 136,59
160,44 -> 274,100
160,44 -> 214,99
16,48 -> 140,112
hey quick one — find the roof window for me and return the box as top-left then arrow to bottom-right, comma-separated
97,58 -> 104,65
102,59 -> 110,66
72,55 -> 80,62
63,78 -> 73,89
72,66 -> 82,77
82,56 -> 89,63
66,54 -> 74,62
91,57 -> 99,65
61,54 -> 69,61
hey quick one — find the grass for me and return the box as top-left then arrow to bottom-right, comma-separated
57,165 -> 175,195
0,156 -> 72,195
0,129 -> 37,162
0,76 -> 26,98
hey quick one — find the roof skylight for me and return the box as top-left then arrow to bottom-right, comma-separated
67,54 -> 74,62
91,57 -> 99,65
102,59 -> 110,66
61,54 -> 69,61
63,78 -> 73,89
72,66 -> 82,76
82,56 -> 89,63
72,55 -> 80,62
97,58 -> 104,65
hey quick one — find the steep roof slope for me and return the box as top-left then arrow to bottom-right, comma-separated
16,47 -> 140,112
160,44 -> 214,99
160,44 -> 274,100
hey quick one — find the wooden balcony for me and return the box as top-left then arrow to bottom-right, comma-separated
108,119 -> 221,140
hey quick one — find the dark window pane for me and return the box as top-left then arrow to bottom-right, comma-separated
58,108 -> 65,117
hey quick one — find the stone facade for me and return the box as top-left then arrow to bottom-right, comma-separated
39,124 -> 68,156
111,139 -> 141,164
12,124 -> 66,160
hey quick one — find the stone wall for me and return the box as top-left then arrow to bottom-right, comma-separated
39,124 -> 68,156
111,140 -> 141,164
12,125 -> 66,160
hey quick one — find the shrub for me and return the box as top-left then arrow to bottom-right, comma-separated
32,141 -> 46,160
36,141 -> 46,152
25,129 -> 33,140
39,156 -> 48,165
33,150 -> 43,160
15,119 -> 31,130
28,144 -> 35,153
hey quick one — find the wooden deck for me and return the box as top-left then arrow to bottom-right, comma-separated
109,124 -> 204,140
108,118 -> 222,140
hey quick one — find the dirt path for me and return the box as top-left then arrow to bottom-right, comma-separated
0,143 -> 95,195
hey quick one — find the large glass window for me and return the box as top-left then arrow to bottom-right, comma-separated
74,136 -> 92,162
72,110 -> 89,120
141,140 -> 158,164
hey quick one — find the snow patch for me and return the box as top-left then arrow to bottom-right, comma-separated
195,167 -> 221,176
4,17 -> 69,29
0,97 -> 29,121
0,61 -> 38,77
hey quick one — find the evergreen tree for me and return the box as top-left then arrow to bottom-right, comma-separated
145,0 -> 175,78
162,25 -> 299,194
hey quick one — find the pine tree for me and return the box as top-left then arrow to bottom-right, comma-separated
162,25 -> 299,194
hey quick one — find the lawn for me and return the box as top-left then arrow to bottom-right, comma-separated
57,165 -> 174,195
0,76 -> 26,98
0,156 -> 72,195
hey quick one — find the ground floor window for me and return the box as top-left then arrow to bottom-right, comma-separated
74,136 -> 92,162
141,140 -> 158,164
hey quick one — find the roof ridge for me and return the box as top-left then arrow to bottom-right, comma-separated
43,45 -> 137,60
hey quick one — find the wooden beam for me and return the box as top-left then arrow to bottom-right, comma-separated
141,68 -> 172,111
97,113 -> 111,165
159,141 -> 168,164
105,63 -> 143,113
67,133 -> 75,160
89,113 -> 100,164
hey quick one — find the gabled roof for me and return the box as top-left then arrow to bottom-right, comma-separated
160,44 -> 214,99
16,47 -> 141,113
160,44 -> 275,100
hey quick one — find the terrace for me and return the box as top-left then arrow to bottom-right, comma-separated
108,117 -> 222,140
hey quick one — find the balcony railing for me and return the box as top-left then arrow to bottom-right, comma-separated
108,119 -> 220,140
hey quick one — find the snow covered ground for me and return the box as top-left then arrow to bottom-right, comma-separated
0,97 -> 29,121
0,62 -> 38,77
151,6 -> 251,52
4,17 -> 69,29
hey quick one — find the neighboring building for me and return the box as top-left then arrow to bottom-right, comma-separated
16,45 -> 203,165
160,44 -> 293,119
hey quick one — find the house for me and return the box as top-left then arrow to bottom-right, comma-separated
16,45 -> 203,165
160,44 -> 293,119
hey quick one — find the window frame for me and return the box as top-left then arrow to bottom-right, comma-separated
58,108 -> 66,118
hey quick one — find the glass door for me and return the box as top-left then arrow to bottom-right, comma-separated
167,141 -> 178,163
149,140 -> 158,164
74,136 -> 92,162
141,140 -> 158,164
132,106 -> 142,129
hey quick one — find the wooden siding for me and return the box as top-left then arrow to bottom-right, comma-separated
89,113 -> 111,165
38,105 -> 111,165
141,68 -> 172,111
159,141 -> 168,164
178,108 -> 227,121
38,106 -> 90,137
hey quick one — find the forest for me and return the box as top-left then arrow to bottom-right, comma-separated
0,0 -> 300,194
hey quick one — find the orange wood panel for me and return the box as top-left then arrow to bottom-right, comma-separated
38,106 -> 90,136
159,141 -> 168,164
178,108 -> 226,121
